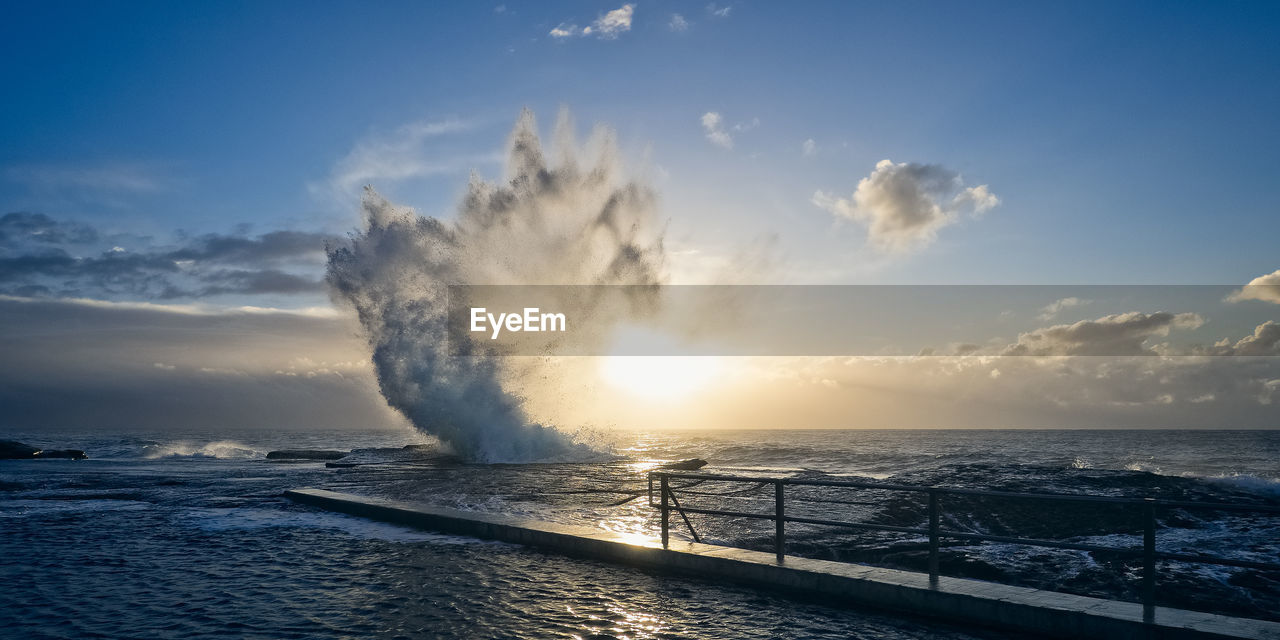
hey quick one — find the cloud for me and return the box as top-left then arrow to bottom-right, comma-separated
706,3 -> 731,18
0,212 -> 98,246
701,112 -> 733,149
550,4 -> 634,39
0,296 -> 403,430
588,4 -> 634,38
4,163 -> 169,194
1037,296 -> 1090,321
0,212 -> 334,300
669,13 -> 690,31
1226,269 -> 1280,304
1002,311 -> 1204,356
802,139 -> 817,157
312,118 -> 482,202
184,268 -> 324,297
549,23 -> 579,38
1228,321 -> 1280,356
706,353 -> 1280,430
1218,322 -> 1280,358
1195,321 -> 1280,356
166,230 -> 332,266
954,183 -> 1000,214
813,159 -> 1000,252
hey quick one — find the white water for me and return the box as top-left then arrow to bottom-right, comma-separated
326,109 -> 665,462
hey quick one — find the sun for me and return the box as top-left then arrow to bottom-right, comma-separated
598,356 -> 723,400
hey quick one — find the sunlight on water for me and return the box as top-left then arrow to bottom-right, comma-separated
3,427 -> 1278,636
566,603 -> 671,640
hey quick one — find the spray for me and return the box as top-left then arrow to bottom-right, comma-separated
326,109 -> 665,461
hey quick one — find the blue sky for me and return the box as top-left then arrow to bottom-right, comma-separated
4,0 -> 1279,292
3,1 -> 1280,430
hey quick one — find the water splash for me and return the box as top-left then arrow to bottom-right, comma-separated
140,440 -> 263,459
326,109 -> 665,462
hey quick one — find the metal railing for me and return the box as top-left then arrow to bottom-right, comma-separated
647,471 -> 1280,621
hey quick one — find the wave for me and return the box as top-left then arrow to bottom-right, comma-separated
141,440 -> 264,460
1203,473 -> 1280,497
325,109 -> 665,463
179,507 -> 496,544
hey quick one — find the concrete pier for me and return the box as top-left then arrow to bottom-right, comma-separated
285,488 -> 1280,640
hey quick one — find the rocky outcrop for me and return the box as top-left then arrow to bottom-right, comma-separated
35,449 -> 88,459
0,441 -> 39,458
0,440 -> 87,460
659,458 -> 708,471
265,449 -> 348,461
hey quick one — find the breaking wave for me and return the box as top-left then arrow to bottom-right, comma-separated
141,440 -> 263,459
326,109 -> 665,462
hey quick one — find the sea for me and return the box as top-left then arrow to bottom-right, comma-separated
2,428 -> 1278,639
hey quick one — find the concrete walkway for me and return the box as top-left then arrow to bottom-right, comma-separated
285,488 -> 1280,640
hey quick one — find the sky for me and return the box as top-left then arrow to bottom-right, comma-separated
2,1 -> 1279,432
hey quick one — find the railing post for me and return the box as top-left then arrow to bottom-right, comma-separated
928,490 -> 940,582
775,480 -> 785,562
660,474 -> 670,548
1143,498 -> 1156,623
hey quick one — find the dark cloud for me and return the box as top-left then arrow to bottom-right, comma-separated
0,212 -> 99,246
177,269 -> 324,298
0,212 -> 333,300
0,296 -> 403,430
166,230 -> 332,266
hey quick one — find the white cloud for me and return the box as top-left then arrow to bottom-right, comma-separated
1037,296 -> 1090,321
707,3 -> 731,18
1003,311 -> 1204,356
311,118 -> 493,202
0,293 -> 342,318
701,112 -> 733,149
550,23 -> 578,38
1195,321 -> 1280,356
1226,269 -> 1280,304
591,4 -> 634,38
802,139 -> 817,157
4,163 -> 170,194
954,183 -> 1000,215
669,13 -> 690,31
494,4 -> 506,13
551,4 -> 634,39
1263,379 -> 1280,405
813,159 -> 1000,252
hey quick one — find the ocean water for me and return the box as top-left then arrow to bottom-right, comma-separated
2,428 -> 1278,639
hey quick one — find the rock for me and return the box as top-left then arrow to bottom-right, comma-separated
0,440 -> 40,459
265,449 -> 348,461
0,440 -> 87,460
659,458 -> 708,471
35,449 -> 88,460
